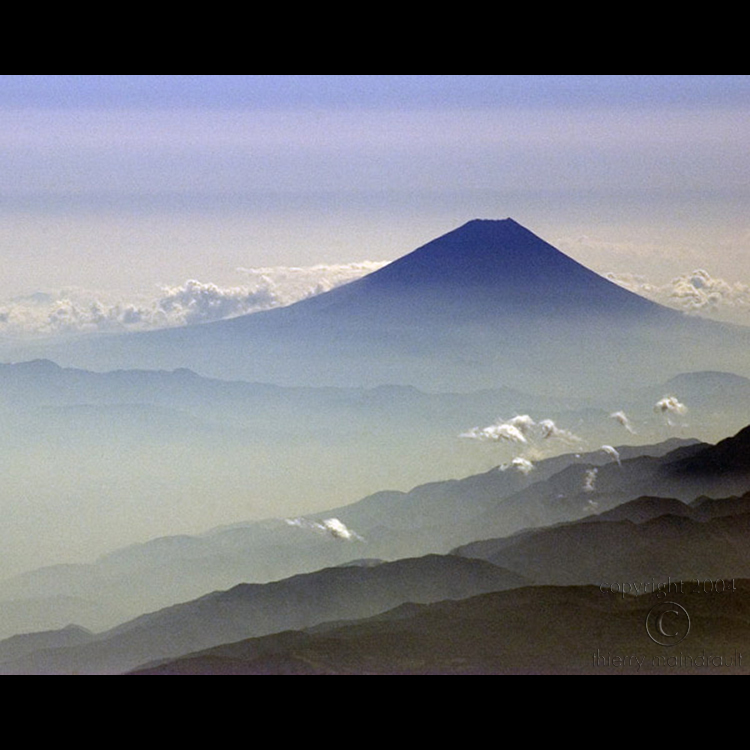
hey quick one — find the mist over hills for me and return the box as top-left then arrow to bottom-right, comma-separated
2,350 -> 747,589
17,219 -> 750,394
2,423 -> 749,674
2,426 -> 748,640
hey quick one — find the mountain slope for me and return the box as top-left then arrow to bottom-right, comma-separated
263,218 -> 673,321
130,582 -> 750,675
460,423 -> 750,541
0,625 -> 94,665
457,509 -> 750,586
0,555 -> 526,675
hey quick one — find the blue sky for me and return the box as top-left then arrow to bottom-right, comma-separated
2,75 -> 747,109
0,75 -> 749,330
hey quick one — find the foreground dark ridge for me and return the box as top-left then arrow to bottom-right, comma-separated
130,581 -> 750,675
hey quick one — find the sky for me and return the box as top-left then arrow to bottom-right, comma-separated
1,74 -> 750,336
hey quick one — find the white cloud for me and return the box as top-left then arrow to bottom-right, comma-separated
654,395 -> 688,416
601,445 -> 621,467
237,261 -> 388,300
583,468 -> 598,493
606,269 -> 750,324
319,518 -> 364,542
460,422 -> 528,444
0,261 -> 388,339
461,415 -> 582,466
654,395 -> 689,428
155,279 -> 278,326
510,457 -> 535,475
536,419 -> 581,444
609,410 -> 636,434
285,516 -> 365,542
499,456 -> 535,475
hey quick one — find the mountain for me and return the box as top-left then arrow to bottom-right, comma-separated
20,219 -> 750,394
269,217 -> 671,321
654,371 -> 750,409
130,582 -> 750,675
322,436 -> 706,546
0,355 -> 690,599
455,424 -> 750,541
0,555 -> 526,675
0,625 -> 94,666
455,498 -> 750,587
664,424 -> 750,479
0,423 -> 744,644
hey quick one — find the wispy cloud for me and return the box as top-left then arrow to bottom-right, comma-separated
601,445 -> 621,467
285,516 -> 365,542
583,468 -> 598,493
609,410 -> 636,434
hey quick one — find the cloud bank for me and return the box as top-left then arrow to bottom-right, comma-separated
606,269 -> 750,324
0,261 -> 388,339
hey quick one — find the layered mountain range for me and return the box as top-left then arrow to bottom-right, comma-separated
2,423 -> 750,674
1,423 -> 750,673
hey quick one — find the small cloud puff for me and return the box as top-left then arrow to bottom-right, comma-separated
583,468 -> 598,493
499,456 -> 535,475
460,415 -> 581,447
461,421 -> 528,444
285,517 -> 365,542
654,395 -> 688,415
601,445 -> 621,467
609,410 -> 635,434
